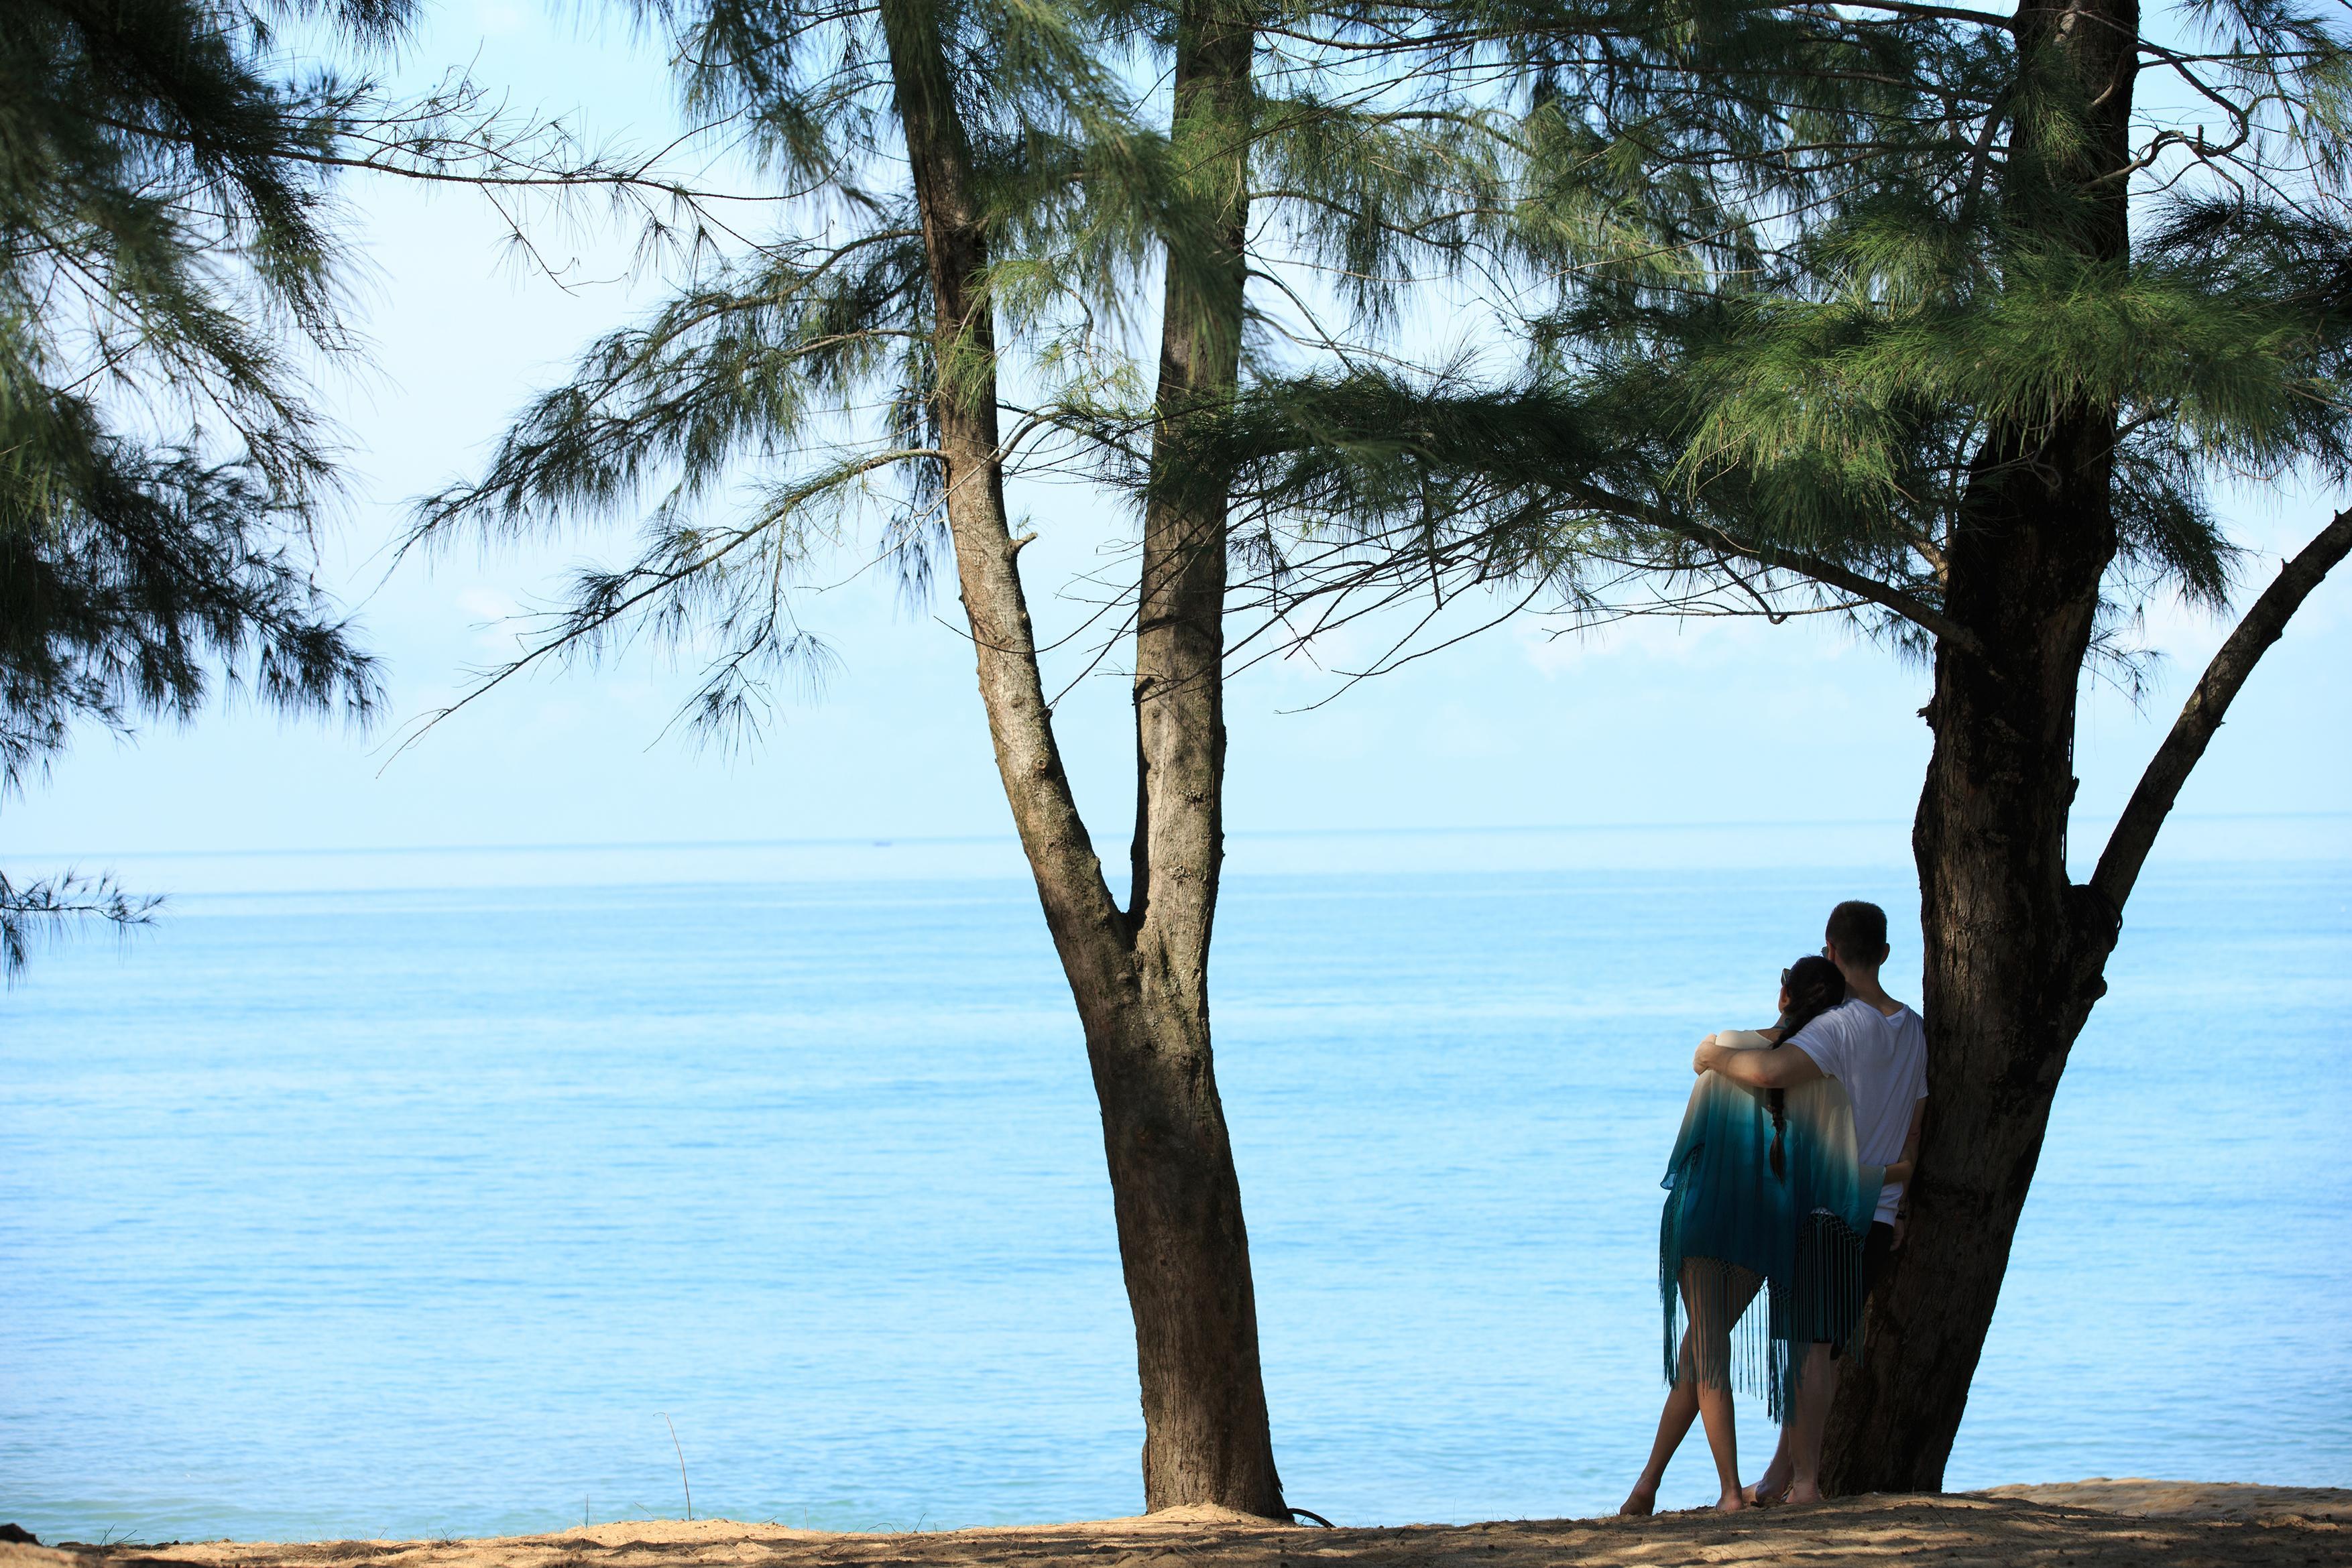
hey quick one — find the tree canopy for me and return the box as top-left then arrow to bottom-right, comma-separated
1201,0 -> 2352,680
405,0 -> 1539,726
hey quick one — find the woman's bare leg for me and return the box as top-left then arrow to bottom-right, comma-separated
1692,1368 -> 1745,1510
1620,1332 -> 1702,1514
1677,1261 -> 1761,1513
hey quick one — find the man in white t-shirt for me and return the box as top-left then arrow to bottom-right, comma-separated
1688,900 -> 1928,1506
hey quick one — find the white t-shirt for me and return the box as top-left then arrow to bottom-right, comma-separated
1787,997 -> 1928,1225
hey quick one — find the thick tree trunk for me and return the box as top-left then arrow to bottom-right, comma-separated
1828,498 -> 2352,1494
1822,420 -> 2125,1492
1820,0 -> 2140,1492
877,0 -> 1284,1516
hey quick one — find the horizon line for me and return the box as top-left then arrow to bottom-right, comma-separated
16,808 -> 2350,863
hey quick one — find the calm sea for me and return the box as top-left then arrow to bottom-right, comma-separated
3,829 -> 2347,1540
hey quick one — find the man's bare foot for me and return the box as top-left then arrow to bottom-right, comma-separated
1744,1478 -> 1787,1507
1781,1483 -> 1826,1507
1618,1484 -> 1657,1516
1714,1493 -> 1751,1514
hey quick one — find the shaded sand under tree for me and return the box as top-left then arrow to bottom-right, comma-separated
17,1483 -> 2346,1568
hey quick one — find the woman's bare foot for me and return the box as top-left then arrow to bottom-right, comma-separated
1618,1483 -> 1657,1516
1743,1479 -> 1787,1506
1781,1483 -> 1826,1507
1714,1492 -> 1751,1514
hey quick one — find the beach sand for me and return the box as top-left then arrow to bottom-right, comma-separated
9,1482 -> 2345,1568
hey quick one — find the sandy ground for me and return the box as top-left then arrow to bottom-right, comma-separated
6,1482 -> 2344,1568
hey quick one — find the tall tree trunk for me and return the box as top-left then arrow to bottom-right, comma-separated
1821,0 -> 2140,1492
1114,0 -> 1283,1517
877,0 -> 1285,1516
1821,424 -> 2125,1492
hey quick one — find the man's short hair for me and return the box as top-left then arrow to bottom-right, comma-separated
1826,900 -> 1890,961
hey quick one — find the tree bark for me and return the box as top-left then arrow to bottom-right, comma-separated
1822,0 -> 2141,1492
1822,425 -> 2127,1493
877,0 -> 1284,1516
1829,505 -> 2352,1496
1112,0 -> 1285,1518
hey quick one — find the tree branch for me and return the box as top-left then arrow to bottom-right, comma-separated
0,871 -> 162,978
2088,504 -> 2352,915
1582,494 -> 1993,660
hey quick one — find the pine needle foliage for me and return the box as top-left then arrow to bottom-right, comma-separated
2,0 -> 713,969
1,0 -> 398,967
1187,0 -> 2352,687
408,0 -> 1555,737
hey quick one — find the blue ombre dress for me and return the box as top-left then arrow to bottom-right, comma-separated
1658,1030 -> 1885,1421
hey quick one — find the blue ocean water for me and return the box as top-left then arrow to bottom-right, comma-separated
2,840 -> 2347,1541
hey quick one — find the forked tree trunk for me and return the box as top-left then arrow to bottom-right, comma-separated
1810,0 -> 2352,1488
1828,491 -> 2352,1493
876,0 -> 1284,1516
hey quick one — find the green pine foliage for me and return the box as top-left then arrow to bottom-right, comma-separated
408,0 -> 1532,734
0,0 -> 404,966
2,0 -> 726,969
1203,0 -> 2352,676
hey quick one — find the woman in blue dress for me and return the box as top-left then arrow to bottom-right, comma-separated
1618,955 -> 1883,1515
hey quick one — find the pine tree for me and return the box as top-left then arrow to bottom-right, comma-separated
408,0 -> 1520,1512
1206,0 -> 2352,1492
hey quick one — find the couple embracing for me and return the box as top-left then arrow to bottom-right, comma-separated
1621,900 -> 1928,1515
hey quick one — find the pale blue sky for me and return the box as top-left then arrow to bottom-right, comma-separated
12,1 -> 2349,886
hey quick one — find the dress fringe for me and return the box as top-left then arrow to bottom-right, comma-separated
1656,1035 -> 1881,1423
